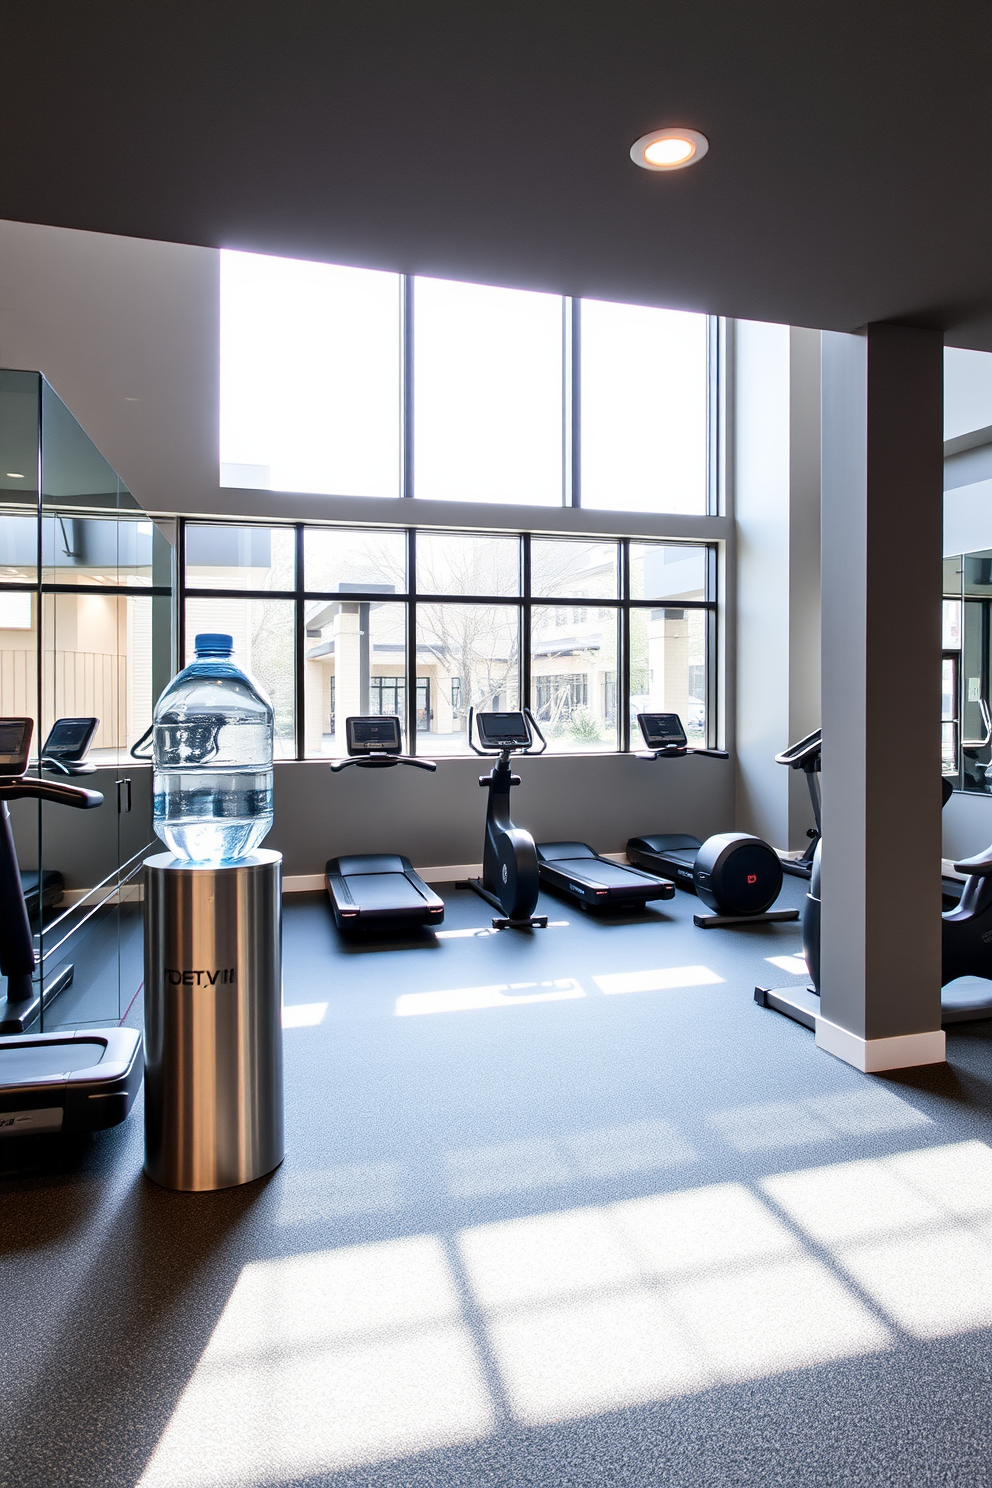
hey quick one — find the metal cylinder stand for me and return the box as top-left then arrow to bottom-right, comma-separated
143,849 -> 284,1191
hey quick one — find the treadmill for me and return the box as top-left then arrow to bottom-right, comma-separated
0,716 -> 142,1135
21,717 -> 100,920
536,841 -> 675,911
325,716 -> 445,932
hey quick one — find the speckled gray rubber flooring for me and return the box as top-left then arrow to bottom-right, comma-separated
2,878 -> 991,1488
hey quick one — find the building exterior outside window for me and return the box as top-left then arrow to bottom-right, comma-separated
180,524 -> 717,759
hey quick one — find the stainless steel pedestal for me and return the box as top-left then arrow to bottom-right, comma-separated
143,849 -> 284,1191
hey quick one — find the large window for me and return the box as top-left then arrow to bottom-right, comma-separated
181,523 -> 716,758
220,251 -> 715,514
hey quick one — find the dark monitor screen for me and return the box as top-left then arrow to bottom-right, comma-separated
346,715 -> 402,754
477,712 -> 530,747
42,717 -> 98,759
638,712 -> 688,750
0,717 -> 32,775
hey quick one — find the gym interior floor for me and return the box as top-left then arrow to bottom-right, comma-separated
2,876 -> 992,1488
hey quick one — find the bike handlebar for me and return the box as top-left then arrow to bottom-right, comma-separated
329,755 -> 437,773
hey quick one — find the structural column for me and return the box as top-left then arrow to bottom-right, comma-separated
818,323 -> 944,1071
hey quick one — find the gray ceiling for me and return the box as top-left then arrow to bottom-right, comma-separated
2,2 -> 991,346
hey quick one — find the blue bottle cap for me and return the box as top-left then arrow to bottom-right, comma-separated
194,633 -> 234,656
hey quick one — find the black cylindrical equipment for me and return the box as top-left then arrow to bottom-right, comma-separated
693,831 -> 783,916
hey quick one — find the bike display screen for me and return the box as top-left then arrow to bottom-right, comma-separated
0,717 -> 32,774
42,717 -> 98,759
637,713 -> 688,750
477,712 -> 530,748
347,716 -> 402,754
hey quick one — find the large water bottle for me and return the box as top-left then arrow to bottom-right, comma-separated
153,634 -> 274,863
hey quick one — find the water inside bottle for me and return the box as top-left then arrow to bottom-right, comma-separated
152,636 -> 275,864
154,768 -> 274,862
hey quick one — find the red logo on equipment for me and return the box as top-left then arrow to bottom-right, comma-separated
747,873 -> 757,884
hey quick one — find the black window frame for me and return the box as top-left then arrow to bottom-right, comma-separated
179,521 -> 718,759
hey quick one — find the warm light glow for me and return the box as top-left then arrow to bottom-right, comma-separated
630,128 -> 709,172
644,137 -> 695,166
5,472 -> 24,478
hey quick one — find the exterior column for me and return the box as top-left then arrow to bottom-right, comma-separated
818,323 -> 945,1071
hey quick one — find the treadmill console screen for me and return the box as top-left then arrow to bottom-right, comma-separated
477,712 -> 531,749
42,716 -> 98,760
346,715 -> 403,755
0,717 -> 32,776
637,712 -> 688,750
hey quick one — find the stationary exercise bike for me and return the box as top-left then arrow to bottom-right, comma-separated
466,708 -> 548,930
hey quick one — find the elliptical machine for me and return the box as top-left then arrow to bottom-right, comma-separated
775,728 -> 821,879
757,781 -> 992,1027
466,708 -> 548,930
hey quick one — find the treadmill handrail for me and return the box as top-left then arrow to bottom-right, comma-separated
329,755 -> 436,773
0,776 -> 103,808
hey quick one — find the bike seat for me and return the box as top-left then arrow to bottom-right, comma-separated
953,846 -> 992,877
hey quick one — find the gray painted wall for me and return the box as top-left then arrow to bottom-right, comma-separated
9,755 -> 735,887
0,219 -> 217,513
269,753 -> 736,878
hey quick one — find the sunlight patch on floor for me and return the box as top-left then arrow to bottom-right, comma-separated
435,921 -> 569,939
395,977 -> 585,1016
137,1237 -> 495,1488
445,1120 -> 696,1197
593,965 -> 725,996
765,954 -> 809,976
282,1002 -> 328,1028
763,1140 -> 992,1337
709,1085 -> 930,1152
137,1142 -> 992,1484
460,1183 -> 891,1424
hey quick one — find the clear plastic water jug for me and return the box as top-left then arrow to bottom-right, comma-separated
153,633 -> 274,863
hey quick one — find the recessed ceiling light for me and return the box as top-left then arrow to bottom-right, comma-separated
630,128 -> 708,172
6,472 -> 24,479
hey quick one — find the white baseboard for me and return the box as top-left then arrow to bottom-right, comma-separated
815,1016 -> 946,1072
